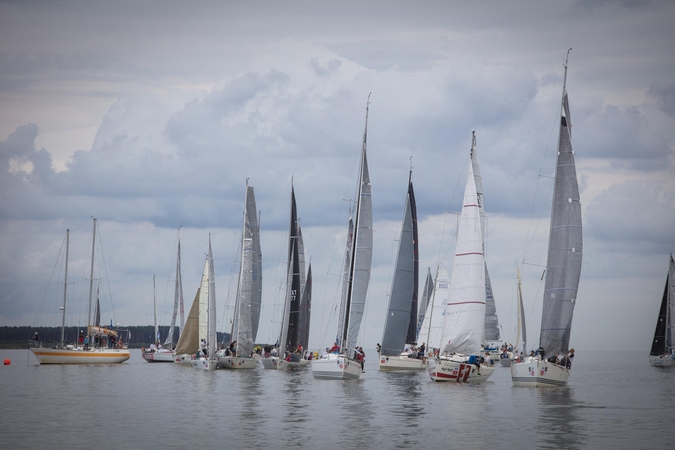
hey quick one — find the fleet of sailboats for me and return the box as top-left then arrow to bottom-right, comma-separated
649,254 -> 675,367
312,95 -> 373,380
511,50 -> 583,387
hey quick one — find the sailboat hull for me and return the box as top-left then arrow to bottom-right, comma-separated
174,354 -> 195,365
312,354 -> 361,380
427,355 -> 495,382
648,354 -> 675,367
30,347 -> 130,364
192,358 -> 218,371
261,356 -> 309,370
141,349 -> 175,362
511,357 -> 570,386
378,354 -> 426,371
217,357 -> 257,370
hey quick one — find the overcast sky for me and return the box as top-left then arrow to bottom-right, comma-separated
1,0 -> 673,353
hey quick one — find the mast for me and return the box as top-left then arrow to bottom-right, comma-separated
516,263 -> 527,355
153,275 -> 158,343
166,227 -> 183,347
207,234 -> 216,359
60,229 -> 70,348
86,218 -> 97,337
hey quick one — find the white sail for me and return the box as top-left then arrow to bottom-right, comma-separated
441,161 -> 486,355
206,237 -> 217,359
165,232 -> 183,347
418,269 -> 448,349
198,257 -> 209,346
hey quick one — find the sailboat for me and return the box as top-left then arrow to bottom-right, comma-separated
511,50 -> 583,387
471,132 -> 502,360
218,182 -> 260,370
193,236 -> 218,371
312,95 -> 373,380
649,254 -> 675,367
379,169 -> 425,371
143,231 -> 184,362
427,138 -> 495,383
142,276 -> 175,362
174,256 -> 208,365
418,269 -> 449,356
262,182 -> 311,370
500,264 -> 527,367
30,220 -> 131,364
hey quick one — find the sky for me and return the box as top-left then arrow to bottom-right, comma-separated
1,0 -> 674,353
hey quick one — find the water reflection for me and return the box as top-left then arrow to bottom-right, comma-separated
339,380 -> 374,448
235,367 -> 268,447
536,387 -> 586,449
280,367 -> 311,447
381,372 -> 426,448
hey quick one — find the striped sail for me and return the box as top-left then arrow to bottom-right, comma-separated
441,161 -> 486,355
471,133 -> 500,341
380,177 -> 418,356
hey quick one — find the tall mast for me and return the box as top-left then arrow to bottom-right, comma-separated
86,218 -> 97,336
153,275 -> 158,343
60,229 -> 70,348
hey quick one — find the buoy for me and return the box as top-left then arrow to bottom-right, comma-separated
3,359 -> 10,365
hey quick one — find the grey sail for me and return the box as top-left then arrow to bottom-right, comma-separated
343,118 -> 373,354
233,185 -> 257,358
416,267 -> 433,340
471,132 -> 500,342
284,185 -> 302,352
298,263 -> 312,351
380,176 -> 417,356
250,192 -> 263,342
539,85 -> 583,358
336,219 -> 354,345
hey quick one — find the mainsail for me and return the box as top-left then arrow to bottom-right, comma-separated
206,236 -> 217,359
471,132 -> 500,342
165,232 -> 184,347
539,72 -> 583,358
281,184 -> 302,352
380,174 -> 418,356
650,254 -> 674,357
416,267 -> 433,340
298,263 -> 312,351
418,269 -> 448,350
441,160 -> 486,355
250,191 -> 263,342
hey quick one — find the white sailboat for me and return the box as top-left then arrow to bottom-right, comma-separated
472,132 -> 502,361
427,139 -> 495,383
312,95 -> 373,380
218,182 -> 260,370
31,220 -> 131,364
379,169 -> 425,371
511,50 -> 583,387
262,182 -> 311,370
141,275 -> 174,362
192,236 -> 218,371
500,264 -> 527,367
649,254 -> 675,367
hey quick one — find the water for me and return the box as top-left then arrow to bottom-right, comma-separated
1,349 -> 672,449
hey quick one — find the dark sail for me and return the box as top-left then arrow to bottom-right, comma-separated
406,179 -> 419,344
650,257 -> 672,356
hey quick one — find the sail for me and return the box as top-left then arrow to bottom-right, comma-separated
198,258 -> 209,346
441,161 -> 486,355
207,237 -> 217,359
249,190 -> 263,342
515,263 -> 527,355
174,287 -> 200,355
471,133 -> 500,342
234,185 -> 257,358
539,87 -> 583,358
344,140 -> 373,353
381,177 -> 417,356
650,254 -> 674,356
94,285 -> 101,327
418,269 -> 449,349
297,225 -> 308,344
284,185 -> 302,351
416,267 -> 433,340
336,219 -> 354,347
165,235 -> 183,347
298,264 -> 312,351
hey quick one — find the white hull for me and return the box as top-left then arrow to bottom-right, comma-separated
378,354 -> 426,371
511,357 -> 570,387
141,349 -> 175,362
192,358 -> 218,371
649,353 -> 675,367
174,353 -> 195,365
217,356 -> 257,370
312,354 -> 361,380
31,346 -> 130,364
427,355 -> 495,383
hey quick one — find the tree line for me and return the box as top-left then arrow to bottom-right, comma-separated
0,326 -> 230,349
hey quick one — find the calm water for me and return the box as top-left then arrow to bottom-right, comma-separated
1,349 -> 672,449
